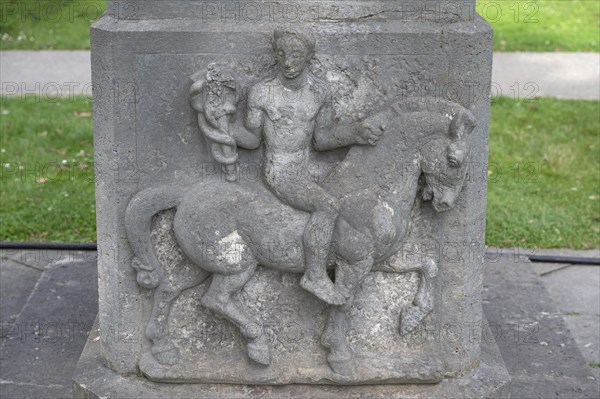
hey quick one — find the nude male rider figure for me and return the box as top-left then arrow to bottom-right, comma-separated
245,27 -> 384,305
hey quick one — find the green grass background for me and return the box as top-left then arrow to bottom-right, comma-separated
0,0 -> 598,51
477,0 -> 600,52
0,1 -> 598,247
1,97 -> 599,248
0,98 -> 96,242
486,97 -> 599,249
0,0 -> 107,50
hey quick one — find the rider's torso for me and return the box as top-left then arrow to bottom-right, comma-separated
254,77 -> 323,155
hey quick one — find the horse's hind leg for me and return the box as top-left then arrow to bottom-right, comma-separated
201,260 -> 271,366
147,270 -> 210,365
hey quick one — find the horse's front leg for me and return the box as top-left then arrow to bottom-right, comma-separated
400,257 -> 438,335
373,256 -> 438,334
322,256 -> 373,376
322,299 -> 353,375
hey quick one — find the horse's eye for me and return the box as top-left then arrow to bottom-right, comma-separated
447,144 -> 465,169
448,155 -> 461,168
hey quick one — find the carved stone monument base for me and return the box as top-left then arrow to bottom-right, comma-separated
88,0 -> 497,394
73,319 -> 510,399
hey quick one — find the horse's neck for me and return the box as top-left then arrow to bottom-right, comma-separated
323,113 -> 413,197
385,160 -> 422,212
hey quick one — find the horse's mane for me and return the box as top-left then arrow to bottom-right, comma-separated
368,97 -> 475,142
323,97 -> 476,195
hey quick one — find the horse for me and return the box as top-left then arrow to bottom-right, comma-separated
125,97 -> 476,376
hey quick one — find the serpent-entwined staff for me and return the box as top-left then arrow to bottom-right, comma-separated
189,66 -> 239,182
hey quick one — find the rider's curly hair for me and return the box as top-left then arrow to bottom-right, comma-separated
272,26 -> 316,56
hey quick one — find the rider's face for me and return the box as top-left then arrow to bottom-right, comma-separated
275,38 -> 312,79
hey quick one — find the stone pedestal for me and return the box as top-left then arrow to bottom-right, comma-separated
73,319 -> 510,398
78,0 -> 506,396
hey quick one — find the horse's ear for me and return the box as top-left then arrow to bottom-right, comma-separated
449,108 -> 476,139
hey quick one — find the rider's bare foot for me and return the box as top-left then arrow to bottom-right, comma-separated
301,275 -> 346,305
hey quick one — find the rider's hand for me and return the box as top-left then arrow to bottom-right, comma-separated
356,121 -> 385,146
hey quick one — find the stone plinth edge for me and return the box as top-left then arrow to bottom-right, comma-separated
73,318 -> 510,399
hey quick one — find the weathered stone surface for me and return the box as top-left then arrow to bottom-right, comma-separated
73,317 -> 511,398
87,0 -> 495,390
106,0 -> 477,23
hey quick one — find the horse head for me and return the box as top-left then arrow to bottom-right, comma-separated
418,105 -> 476,212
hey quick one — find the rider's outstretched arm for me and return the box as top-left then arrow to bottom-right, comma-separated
312,102 -> 360,152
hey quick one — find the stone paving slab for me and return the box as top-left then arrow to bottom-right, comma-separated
0,249 -> 67,271
1,248 -> 599,398
521,248 -> 600,380
0,249 -> 97,339
539,265 -> 600,380
0,258 -> 41,335
0,253 -> 98,399
1,51 -> 599,100
483,254 -> 600,398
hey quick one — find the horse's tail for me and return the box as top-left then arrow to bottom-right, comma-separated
125,185 -> 185,289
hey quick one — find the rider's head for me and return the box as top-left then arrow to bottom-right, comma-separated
272,27 -> 315,79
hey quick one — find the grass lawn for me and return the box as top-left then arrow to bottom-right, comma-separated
0,0 -> 598,51
477,0 -> 600,51
1,96 -> 598,248
486,97 -> 599,249
0,0 -> 107,50
0,97 -> 96,242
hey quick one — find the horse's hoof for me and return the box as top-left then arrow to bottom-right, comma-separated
327,352 -> 356,376
300,276 -> 347,305
321,327 -> 344,349
321,332 -> 332,349
152,345 -> 180,366
400,305 -> 428,335
247,338 -> 271,366
137,270 -> 161,289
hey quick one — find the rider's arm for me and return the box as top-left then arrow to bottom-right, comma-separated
244,85 -> 265,140
231,123 -> 261,150
313,101 -> 360,152
197,113 -> 261,150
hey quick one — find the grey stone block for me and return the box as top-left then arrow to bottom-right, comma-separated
87,0 -> 497,392
73,317 -> 510,398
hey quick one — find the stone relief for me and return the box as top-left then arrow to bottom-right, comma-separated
126,27 -> 476,382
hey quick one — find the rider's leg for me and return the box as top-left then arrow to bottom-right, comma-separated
267,176 -> 345,305
302,206 -> 343,304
